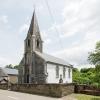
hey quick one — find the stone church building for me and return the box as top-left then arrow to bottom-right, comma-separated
18,11 -> 73,84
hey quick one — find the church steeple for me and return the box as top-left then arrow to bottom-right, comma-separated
25,10 -> 43,53
28,11 -> 35,34
28,10 -> 41,38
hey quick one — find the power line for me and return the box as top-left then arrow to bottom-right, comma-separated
44,0 -> 64,49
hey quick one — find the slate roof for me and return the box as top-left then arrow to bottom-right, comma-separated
0,77 -> 8,82
35,51 -> 72,67
0,68 -> 7,77
0,67 -> 18,76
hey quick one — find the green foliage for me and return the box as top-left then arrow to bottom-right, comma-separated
73,67 -> 95,85
73,67 -> 98,85
80,68 -> 95,73
13,65 -> 20,70
5,64 -> 13,69
94,65 -> 100,87
73,41 -> 100,87
72,68 -> 80,83
88,41 -> 100,64
5,64 -> 19,70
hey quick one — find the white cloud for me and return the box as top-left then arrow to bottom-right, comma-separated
19,24 -> 29,34
53,43 -> 89,65
0,15 -> 9,28
77,64 -> 95,70
44,39 -> 51,45
51,0 -> 100,67
41,31 -> 48,39
0,0 -> 100,68
60,0 -> 100,38
0,15 -> 8,24
0,57 -> 11,67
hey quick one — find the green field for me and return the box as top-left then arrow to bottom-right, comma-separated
73,94 -> 100,100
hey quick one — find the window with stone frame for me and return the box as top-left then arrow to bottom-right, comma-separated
63,66 -> 66,78
36,39 -> 40,48
27,39 -> 30,47
68,68 -> 71,78
56,65 -> 59,78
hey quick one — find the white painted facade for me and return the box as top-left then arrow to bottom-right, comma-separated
46,63 -> 72,83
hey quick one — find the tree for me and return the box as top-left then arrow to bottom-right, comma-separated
73,67 -> 95,85
72,68 -> 80,83
13,65 -> 19,70
5,64 -> 13,69
88,41 -> 100,87
88,41 -> 100,64
94,64 -> 100,87
5,64 -> 19,70
80,68 -> 95,73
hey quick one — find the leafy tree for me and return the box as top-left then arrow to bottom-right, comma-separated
73,67 -> 96,85
5,64 -> 19,70
72,68 -> 80,83
88,41 -> 100,64
94,65 -> 100,87
13,65 -> 19,70
5,64 -> 13,69
80,68 -> 95,73
88,41 -> 100,87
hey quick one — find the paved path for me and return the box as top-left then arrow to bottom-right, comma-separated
0,89 -> 77,100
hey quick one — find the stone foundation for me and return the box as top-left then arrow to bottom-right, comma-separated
0,83 -> 74,97
0,83 -> 8,90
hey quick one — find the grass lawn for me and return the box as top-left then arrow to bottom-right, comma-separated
73,94 -> 100,100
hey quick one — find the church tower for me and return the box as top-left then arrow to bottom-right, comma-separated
25,11 -> 43,53
22,11 -> 45,83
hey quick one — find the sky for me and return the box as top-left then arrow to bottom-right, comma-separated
0,0 -> 100,68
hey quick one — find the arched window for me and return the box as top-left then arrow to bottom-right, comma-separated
68,68 -> 71,78
36,39 -> 40,48
63,67 -> 66,78
56,66 -> 59,78
27,39 -> 30,47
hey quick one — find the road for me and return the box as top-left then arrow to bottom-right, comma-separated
0,89 -> 76,100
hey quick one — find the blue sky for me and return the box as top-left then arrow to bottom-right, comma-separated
0,0 -> 100,68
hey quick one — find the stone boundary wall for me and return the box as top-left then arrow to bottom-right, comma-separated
0,83 -> 8,90
0,83 -> 74,97
75,85 -> 100,96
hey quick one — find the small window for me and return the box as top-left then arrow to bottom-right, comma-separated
56,66 -> 59,78
28,39 -> 30,47
68,68 -> 71,78
63,67 -> 66,78
36,39 -> 39,48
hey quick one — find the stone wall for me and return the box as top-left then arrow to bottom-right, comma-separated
75,85 -> 100,96
61,84 -> 75,96
0,83 -> 74,97
0,83 -> 8,90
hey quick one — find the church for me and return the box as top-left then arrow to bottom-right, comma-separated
18,11 -> 73,84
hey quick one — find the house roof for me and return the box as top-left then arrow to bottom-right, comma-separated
35,51 -> 72,67
0,68 -> 8,77
0,68 -> 18,76
0,77 -> 8,82
3,68 -> 18,75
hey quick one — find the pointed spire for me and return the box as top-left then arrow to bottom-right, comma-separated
28,10 -> 40,36
28,10 -> 35,34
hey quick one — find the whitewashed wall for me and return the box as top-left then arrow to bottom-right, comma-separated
46,63 -> 72,83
